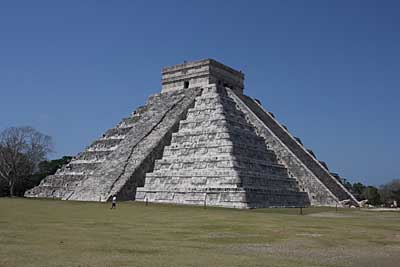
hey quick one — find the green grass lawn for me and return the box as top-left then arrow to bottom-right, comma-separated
1,198 -> 400,267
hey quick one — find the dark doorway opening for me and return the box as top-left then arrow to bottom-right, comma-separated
184,81 -> 189,89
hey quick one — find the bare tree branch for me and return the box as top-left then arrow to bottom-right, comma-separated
0,126 -> 53,196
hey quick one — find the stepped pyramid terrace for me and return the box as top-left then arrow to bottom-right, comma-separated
25,59 -> 359,208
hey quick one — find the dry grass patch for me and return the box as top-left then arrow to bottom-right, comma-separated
1,198 -> 400,267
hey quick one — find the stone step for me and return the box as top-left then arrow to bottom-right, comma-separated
118,116 -> 141,128
194,97 -> 236,109
187,106 -> 245,117
161,148 -> 276,163
183,112 -> 249,126
194,93 -> 236,103
104,126 -> 133,137
151,163 -> 289,177
190,103 -> 226,112
146,95 -> 185,108
88,138 -> 123,150
171,126 -> 259,138
64,162 -> 100,173
152,155 -> 288,175
40,174 -> 85,187
171,128 -> 264,145
241,177 -> 299,190
99,136 -> 125,141
179,118 -> 255,133
134,105 -> 149,114
167,138 -> 268,151
163,144 -> 277,162
136,188 -> 309,208
86,146 -> 118,152
148,89 -> 187,103
25,185 -> 67,199
71,159 -> 105,164
55,170 -> 86,176
145,170 -> 291,181
153,154 -> 283,166
234,161 -> 289,175
245,190 -> 310,208
142,175 -> 299,191
187,104 -> 238,114
186,107 -> 244,121
138,187 -> 304,195
77,150 -> 112,161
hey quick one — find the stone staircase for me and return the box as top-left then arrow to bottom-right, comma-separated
25,88 -> 201,201
136,85 -> 310,208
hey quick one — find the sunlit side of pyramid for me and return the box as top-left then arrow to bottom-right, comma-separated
26,59 -> 358,208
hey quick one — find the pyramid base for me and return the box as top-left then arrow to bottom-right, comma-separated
136,188 -> 310,209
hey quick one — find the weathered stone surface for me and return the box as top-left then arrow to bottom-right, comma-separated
25,58 -> 358,208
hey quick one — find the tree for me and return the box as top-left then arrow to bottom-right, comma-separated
37,156 -> 72,175
23,156 -> 72,193
0,179 -> 8,197
352,182 -> 366,201
379,179 -> 400,205
0,126 -> 53,196
362,186 -> 381,205
0,156 -> 72,197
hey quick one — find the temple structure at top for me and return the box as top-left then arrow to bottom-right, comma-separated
161,59 -> 244,93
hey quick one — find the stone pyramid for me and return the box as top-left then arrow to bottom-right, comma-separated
26,59 -> 359,208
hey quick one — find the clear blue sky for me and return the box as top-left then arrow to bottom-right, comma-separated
1,0 -> 399,186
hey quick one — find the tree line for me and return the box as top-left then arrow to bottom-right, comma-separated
338,176 -> 399,206
0,126 -> 399,206
0,126 -> 71,197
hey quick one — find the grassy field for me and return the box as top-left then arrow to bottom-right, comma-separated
1,198 -> 400,267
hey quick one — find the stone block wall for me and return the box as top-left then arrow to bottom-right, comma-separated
161,59 -> 244,93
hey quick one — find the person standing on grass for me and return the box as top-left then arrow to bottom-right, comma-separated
111,195 -> 117,209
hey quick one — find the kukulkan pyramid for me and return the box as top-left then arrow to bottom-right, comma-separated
26,59 -> 359,208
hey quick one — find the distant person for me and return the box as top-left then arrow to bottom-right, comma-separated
111,195 -> 117,209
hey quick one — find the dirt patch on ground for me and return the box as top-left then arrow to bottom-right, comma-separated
364,208 -> 400,212
307,212 -> 354,218
296,233 -> 323,237
224,238 -> 400,267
